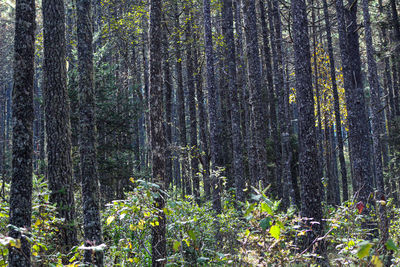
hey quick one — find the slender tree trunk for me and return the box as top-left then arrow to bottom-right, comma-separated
362,0 -> 389,246
76,0 -> 104,264
242,0 -> 268,187
291,0 -> 324,253
222,0 -> 245,201
149,0 -> 166,265
174,3 -> 188,195
234,0 -> 250,186
162,20 -> 173,189
42,0 -> 78,253
194,42 -> 211,198
8,0 -> 35,265
185,2 -> 197,198
259,0 -> 278,198
204,0 -> 221,212
322,0 -> 348,202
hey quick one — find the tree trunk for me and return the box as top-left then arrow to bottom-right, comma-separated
362,0 -> 389,246
174,3 -> 188,196
185,3 -> 198,198
204,0 -> 221,212
242,0 -> 268,187
222,0 -> 245,202
322,0 -> 348,202
149,0 -> 167,265
337,0 -> 373,206
42,0 -> 78,253
76,0 -> 104,264
291,0 -> 324,253
8,0 -> 35,265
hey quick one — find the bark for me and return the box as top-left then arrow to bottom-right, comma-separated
174,3 -> 188,195
270,0 -> 295,206
234,0 -> 250,186
194,43 -> 211,197
291,0 -> 324,251
222,0 -> 245,201
259,0 -> 279,198
391,0 -> 400,112
42,0 -> 78,253
76,0 -> 104,264
185,3 -> 198,198
8,0 -> 35,264
0,85 -> 4,197
322,0 -> 348,202
362,0 -> 389,245
162,21 -> 173,189
338,0 -> 373,205
204,0 -> 221,212
310,0 -> 325,202
242,0 -> 268,186
149,0 -> 167,265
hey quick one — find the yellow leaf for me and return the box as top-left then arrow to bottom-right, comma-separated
34,219 -> 42,227
15,239 -> 21,249
371,255 -> 383,267
106,215 -> 115,225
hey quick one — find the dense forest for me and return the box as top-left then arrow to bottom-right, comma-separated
1,0 -> 400,265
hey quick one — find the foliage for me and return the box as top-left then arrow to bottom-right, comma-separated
1,177 -> 400,266
0,175 -> 75,266
290,43 -> 348,130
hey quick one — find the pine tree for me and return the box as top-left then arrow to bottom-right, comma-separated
42,0 -> 78,252
8,0 -> 36,265
76,0 -> 104,264
149,0 -> 167,265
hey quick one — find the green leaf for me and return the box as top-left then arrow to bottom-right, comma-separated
197,257 -> 210,263
187,230 -> 196,241
385,239 -> 398,251
269,224 -> 281,240
260,202 -> 273,215
357,241 -> 372,259
173,240 -> 181,252
259,218 -> 271,231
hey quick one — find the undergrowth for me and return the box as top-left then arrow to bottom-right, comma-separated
0,176 -> 399,266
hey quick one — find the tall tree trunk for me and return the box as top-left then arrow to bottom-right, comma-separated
162,20 -> 173,189
310,0 -> 325,203
291,0 -> 324,253
204,0 -> 221,212
174,3 -> 188,195
42,0 -> 78,253
234,0 -> 250,186
8,0 -> 35,264
242,0 -> 268,187
185,2 -> 197,198
361,0 -> 389,246
0,85 -> 4,198
259,0 -> 279,198
194,43 -> 211,197
322,0 -> 348,202
270,0 -> 295,206
149,0 -> 166,265
337,0 -> 373,206
222,0 -> 245,201
76,0 -> 104,264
